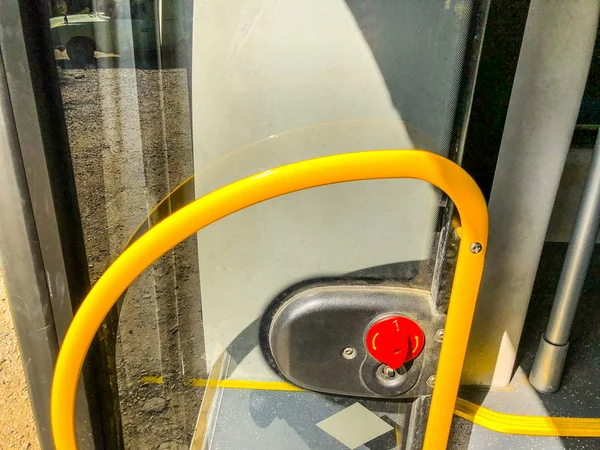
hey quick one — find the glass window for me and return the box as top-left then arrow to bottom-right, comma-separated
47,1 -> 476,447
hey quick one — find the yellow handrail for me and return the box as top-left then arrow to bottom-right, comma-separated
51,150 -> 489,449
123,160 -> 600,441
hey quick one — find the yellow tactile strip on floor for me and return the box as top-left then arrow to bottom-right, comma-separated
454,397 -> 600,437
140,376 -> 600,438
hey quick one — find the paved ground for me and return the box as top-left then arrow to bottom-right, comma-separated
0,271 -> 40,450
59,68 -> 203,449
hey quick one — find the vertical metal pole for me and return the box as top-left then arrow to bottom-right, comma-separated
462,0 -> 600,387
530,131 -> 600,393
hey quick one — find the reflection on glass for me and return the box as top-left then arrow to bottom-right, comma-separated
49,1 -> 197,447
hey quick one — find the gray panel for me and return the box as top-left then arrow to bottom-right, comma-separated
0,1 -> 100,447
265,284 -> 443,398
0,51 -> 58,450
0,0 -> 76,342
192,0 -> 475,382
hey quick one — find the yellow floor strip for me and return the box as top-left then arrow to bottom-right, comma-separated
140,375 -> 164,384
187,378 -> 304,391
454,398 -> 600,437
139,376 -> 600,438
140,375 -> 303,391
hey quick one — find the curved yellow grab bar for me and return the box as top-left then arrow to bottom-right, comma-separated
51,150 -> 488,450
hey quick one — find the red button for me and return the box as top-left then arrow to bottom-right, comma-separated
365,316 -> 425,370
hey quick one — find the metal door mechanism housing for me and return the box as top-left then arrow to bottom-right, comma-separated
261,280 -> 445,398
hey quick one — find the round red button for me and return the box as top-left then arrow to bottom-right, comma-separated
365,316 -> 425,370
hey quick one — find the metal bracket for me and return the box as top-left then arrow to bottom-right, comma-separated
262,281 -> 444,398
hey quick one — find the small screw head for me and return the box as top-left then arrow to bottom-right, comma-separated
426,375 -> 436,388
434,329 -> 444,342
342,347 -> 357,360
383,366 -> 396,378
470,242 -> 483,254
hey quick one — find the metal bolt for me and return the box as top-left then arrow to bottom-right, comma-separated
342,347 -> 357,360
383,366 -> 396,378
426,375 -> 436,388
470,242 -> 483,254
434,329 -> 444,342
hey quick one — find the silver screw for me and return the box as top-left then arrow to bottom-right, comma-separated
426,375 -> 436,388
434,329 -> 444,342
383,366 -> 396,378
342,347 -> 357,360
470,242 -> 483,254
